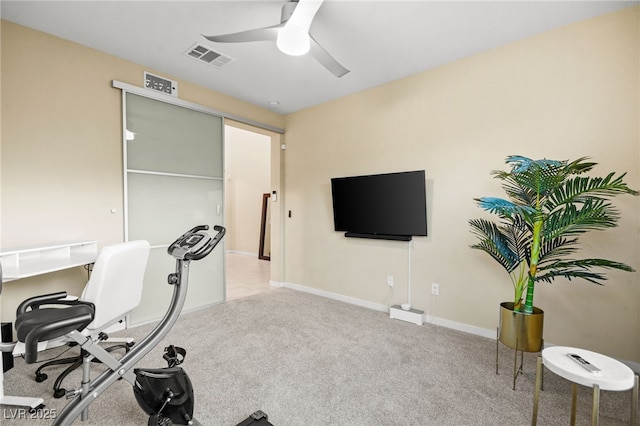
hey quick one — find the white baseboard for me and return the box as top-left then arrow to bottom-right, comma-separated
226,250 -> 258,257
281,281 -> 488,333
279,281 -> 640,374
425,314 -> 496,340
282,281 -> 388,313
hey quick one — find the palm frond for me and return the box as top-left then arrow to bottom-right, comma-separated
535,269 -> 606,285
504,155 -> 565,173
469,218 -> 522,273
536,258 -> 635,284
506,156 -> 566,197
544,199 -> 620,240
547,172 -> 639,209
504,218 -> 531,263
499,179 -> 538,207
563,156 -> 597,175
474,197 -> 536,219
536,236 -> 579,266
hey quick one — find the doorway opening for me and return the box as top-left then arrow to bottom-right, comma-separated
224,124 -> 273,300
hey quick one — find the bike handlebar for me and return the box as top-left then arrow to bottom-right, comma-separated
167,225 -> 226,261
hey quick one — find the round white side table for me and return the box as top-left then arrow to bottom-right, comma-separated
532,346 -> 638,426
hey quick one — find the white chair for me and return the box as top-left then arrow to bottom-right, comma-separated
13,240 -> 150,398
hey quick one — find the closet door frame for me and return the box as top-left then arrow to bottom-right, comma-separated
117,83 -> 228,325
113,80 -> 285,324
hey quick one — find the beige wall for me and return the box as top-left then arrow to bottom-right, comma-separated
224,125 -> 271,255
0,21 -> 284,322
282,7 -> 640,362
1,7 -> 639,364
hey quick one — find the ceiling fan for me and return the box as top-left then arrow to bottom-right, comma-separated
203,0 -> 349,78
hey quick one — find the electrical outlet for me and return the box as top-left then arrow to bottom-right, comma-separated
387,276 -> 394,287
431,283 -> 439,296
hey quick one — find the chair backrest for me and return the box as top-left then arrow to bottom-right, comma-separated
80,240 -> 150,331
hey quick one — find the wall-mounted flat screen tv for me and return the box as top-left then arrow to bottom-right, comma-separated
330,170 -> 427,241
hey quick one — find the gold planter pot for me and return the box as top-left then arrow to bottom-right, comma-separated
499,302 -> 544,352
496,302 -> 544,389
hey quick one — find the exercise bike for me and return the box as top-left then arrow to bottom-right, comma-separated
45,225 -> 272,426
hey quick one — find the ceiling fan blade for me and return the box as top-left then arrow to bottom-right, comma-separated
286,0 -> 323,32
203,23 -> 283,44
309,34 -> 350,78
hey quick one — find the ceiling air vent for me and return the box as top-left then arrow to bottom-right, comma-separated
184,43 -> 235,69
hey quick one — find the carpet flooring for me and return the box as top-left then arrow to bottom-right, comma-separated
2,288 -> 637,425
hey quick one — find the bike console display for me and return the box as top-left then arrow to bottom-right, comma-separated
168,225 -> 226,261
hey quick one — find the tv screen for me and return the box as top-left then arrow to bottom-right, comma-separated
331,170 -> 427,240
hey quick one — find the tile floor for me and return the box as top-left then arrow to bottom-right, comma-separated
225,252 -> 273,300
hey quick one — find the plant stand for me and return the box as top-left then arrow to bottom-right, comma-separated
495,328 -> 545,390
495,302 -> 544,390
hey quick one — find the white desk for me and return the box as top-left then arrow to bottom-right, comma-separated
532,346 -> 639,426
0,241 -> 97,282
0,241 -> 98,410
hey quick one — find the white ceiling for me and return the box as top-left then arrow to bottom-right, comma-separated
1,1 -> 636,114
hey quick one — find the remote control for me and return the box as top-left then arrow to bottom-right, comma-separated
566,353 -> 601,374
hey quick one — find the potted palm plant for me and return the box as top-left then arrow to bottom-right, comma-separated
469,155 -> 638,355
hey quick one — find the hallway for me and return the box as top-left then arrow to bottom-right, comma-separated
226,252 -> 273,300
